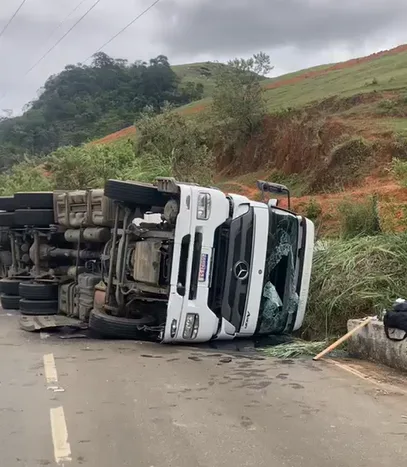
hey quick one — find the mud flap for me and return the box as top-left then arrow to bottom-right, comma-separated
19,315 -> 88,332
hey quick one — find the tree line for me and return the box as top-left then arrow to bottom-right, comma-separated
0,52 -> 204,169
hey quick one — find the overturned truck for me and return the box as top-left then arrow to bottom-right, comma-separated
0,178 -> 314,343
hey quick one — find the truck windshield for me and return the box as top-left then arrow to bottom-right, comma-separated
256,208 -> 299,335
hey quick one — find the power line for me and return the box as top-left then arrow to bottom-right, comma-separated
44,0 -> 90,45
0,0 -> 28,40
0,0 -> 102,105
23,0 -> 103,77
84,0 -> 162,63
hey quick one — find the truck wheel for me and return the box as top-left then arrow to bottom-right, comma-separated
0,196 -> 15,212
1,294 -> 21,310
0,278 -> 21,296
104,179 -> 169,208
89,309 -> 155,339
0,213 -> 14,227
20,299 -> 58,315
14,192 -> 54,209
19,282 -> 58,300
14,209 -> 55,227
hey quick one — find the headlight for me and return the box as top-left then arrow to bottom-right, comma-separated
183,313 -> 200,339
197,193 -> 211,220
170,319 -> 178,338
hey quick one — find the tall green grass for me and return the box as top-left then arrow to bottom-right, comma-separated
338,196 -> 381,238
303,234 -> 407,339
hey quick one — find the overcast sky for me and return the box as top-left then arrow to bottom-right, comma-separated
1,0 -> 407,115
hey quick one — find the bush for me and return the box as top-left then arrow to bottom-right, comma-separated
303,198 -> 322,222
391,157 -> 407,185
376,96 -> 407,118
0,160 -> 54,195
135,109 -> 214,185
303,234 -> 407,339
338,196 -> 381,239
47,140 -> 137,190
0,112 -> 215,193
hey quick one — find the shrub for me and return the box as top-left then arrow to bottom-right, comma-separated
303,198 -> 322,222
338,196 -> 381,239
391,157 -> 407,185
46,140 -> 137,190
135,109 -> 214,185
0,160 -> 54,195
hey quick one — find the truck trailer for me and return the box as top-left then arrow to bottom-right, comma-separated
0,178 -> 314,343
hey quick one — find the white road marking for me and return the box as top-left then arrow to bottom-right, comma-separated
43,353 -> 58,385
50,406 -> 72,464
40,332 -> 50,339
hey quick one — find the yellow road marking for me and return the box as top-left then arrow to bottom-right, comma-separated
43,353 -> 58,385
50,407 -> 72,464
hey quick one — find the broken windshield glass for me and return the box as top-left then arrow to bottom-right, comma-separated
257,210 -> 299,335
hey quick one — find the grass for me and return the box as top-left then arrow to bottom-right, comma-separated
261,340 -> 328,358
338,196 -> 381,238
264,50 -> 407,112
264,63 -> 334,85
172,62 -> 224,98
303,234 -> 407,340
173,49 -> 407,115
377,118 -> 407,138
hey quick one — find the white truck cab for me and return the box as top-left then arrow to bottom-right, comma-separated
162,181 -> 314,343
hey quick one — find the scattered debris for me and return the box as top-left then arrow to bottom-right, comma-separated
19,315 -> 88,333
47,385 -> 65,393
262,340 -> 328,359
219,357 -> 232,364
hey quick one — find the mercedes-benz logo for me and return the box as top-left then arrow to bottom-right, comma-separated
234,261 -> 249,280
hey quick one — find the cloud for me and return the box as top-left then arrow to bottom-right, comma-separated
0,0 -> 164,112
156,0 -> 407,55
0,0 -> 407,114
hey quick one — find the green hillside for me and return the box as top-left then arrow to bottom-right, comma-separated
172,62 -> 223,98
263,49 -> 407,111
171,47 -> 407,115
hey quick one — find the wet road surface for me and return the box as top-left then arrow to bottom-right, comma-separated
1,308 -> 407,466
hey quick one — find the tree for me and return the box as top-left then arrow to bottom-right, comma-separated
0,53 -> 206,166
212,52 -> 273,139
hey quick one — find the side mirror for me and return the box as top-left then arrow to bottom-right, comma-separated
257,180 -> 291,210
257,180 -> 289,194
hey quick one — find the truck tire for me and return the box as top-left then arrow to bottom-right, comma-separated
14,192 -> 54,209
1,294 -> 21,310
14,209 -> 55,227
104,179 -> 169,207
0,196 -> 15,212
0,213 -> 14,227
89,309 -> 155,339
0,278 -> 21,295
20,299 -> 58,315
19,282 -> 58,300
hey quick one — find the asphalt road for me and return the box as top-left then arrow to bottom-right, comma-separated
1,309 -> 407,467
